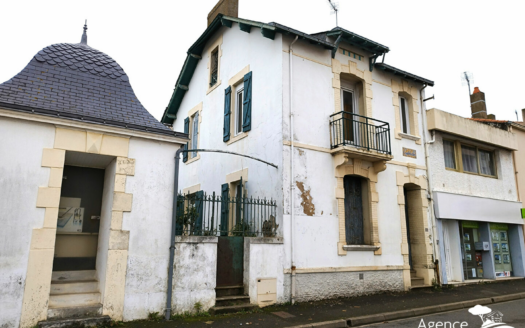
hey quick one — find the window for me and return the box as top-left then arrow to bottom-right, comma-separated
191,111 -> 199,158
400,97 -> 410,134
183,103 -> 202,163
210,48 -> 219,87
443,140 -> 456,169
443,139 -> 497,177
235,85 -> 244,135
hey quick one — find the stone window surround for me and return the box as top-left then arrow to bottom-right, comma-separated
226,168 -> 248,234
392,80 -> 421,144
396,165 -> 434,290
206,34 -> 223,95
20,126 -> 135,327
226,65 -> 251,146
185,103 -> 203,165
334,153 -> 386,256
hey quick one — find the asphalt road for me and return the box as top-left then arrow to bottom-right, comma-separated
365,299 -> 525,328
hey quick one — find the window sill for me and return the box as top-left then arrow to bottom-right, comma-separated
227,132 -> 249,145
343,245 -> 380,252
399,132 -> 420,141
185,154 -> 201,165
206,80 -> 222,95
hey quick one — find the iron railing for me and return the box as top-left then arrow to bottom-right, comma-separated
330,111 -> 391,154
175,191 -> 278,237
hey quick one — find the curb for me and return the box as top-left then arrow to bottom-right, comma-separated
286,292 -> 525,328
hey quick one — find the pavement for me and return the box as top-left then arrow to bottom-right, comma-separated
123,279 -> 525,328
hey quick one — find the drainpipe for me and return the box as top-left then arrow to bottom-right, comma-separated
165,146 -> 183,320
420,85 -> 440,285
289,35 -> 298,305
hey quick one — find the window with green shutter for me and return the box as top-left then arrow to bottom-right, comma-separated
242,71 -> 252,132
223,86 -> 231,142
183,117 -> 189,162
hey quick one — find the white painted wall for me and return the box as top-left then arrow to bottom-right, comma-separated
97,158 -> 116,302
122,137 -> 180,320
0,117 -> 55,328
429,132 -> 517,201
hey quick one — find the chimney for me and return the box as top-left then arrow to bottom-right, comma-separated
208,0 -> 238,26
470,87 -> 487,119
521,109 -> 525,122
487,114 -> 496,120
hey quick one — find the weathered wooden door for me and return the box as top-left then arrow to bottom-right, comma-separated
344,176 -> 364,245
216,236 -> 244,287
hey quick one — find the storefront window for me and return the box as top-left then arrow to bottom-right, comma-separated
460,221 -> 483,280
491,223 -> 512,277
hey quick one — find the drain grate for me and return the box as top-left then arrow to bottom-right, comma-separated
272,311 -> 296,319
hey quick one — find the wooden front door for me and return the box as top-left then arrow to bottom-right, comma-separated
344,176 -> 364,245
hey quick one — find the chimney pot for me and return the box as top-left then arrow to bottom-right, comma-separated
470,87 -> 487,119
208,0 -> 238,26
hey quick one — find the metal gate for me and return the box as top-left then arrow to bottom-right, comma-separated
216,236 -> 244,287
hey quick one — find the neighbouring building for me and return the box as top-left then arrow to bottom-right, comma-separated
161,0 -> 437,312
428,88 -> 525,283
0,24 -> 187,327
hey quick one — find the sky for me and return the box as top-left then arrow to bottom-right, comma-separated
1,0 -> 524,122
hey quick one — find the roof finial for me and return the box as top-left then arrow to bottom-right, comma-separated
80,20 -> 88,45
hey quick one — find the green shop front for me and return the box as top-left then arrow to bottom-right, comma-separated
434,192 -> 525,283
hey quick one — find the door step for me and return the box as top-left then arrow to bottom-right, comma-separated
47,304 -> 103,320
410,277 -> 425,287
215,285 -> 245,297
49,292 -> 101,308
38,315 -> 109,328
52,270 -> 96,282
215,295 -> 251,307
50,280 -> 99,294
209,303 -> 259,315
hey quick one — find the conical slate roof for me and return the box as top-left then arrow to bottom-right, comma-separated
0,36 -> 175,135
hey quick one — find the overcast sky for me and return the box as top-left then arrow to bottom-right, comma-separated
1,0 -> 524,122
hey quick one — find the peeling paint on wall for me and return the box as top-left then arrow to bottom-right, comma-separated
296,181 -> 315,216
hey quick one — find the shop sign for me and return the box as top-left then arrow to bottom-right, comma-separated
490,223 -> 509,230
462,221 -> 479,229
521,208 -> 525,218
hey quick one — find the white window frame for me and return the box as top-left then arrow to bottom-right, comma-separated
235,86 -> 244,136
191,111 -> 199,158
399,96 -> 410,135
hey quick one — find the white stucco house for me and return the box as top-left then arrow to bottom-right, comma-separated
161,0 -> 438,311
428,89 -> 525,283
0,25 -> 188,327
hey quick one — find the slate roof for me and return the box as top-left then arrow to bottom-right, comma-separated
0,42 -> 182,137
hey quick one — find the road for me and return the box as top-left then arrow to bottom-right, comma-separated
365,299 -> 525,328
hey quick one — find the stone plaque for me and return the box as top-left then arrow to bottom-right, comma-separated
403,147 -> 416,158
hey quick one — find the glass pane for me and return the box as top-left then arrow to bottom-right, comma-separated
342,90 -> 354,113
210,50 -> 218,87
443,140 -> 456,169
236,90 -> 243,134
461,145 -> 478,173
400,98 -> 408,134
479,149 -> 495,176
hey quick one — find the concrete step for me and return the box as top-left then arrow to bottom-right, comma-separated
411,277 -> 425,287
215,285 -> 244,297
49,292 -> 101,308
209,303 -> 258,315
50,280 -> 99,295
38,315 -> 109,328
47,304 -> 103,320
52,270 -> 96,282
215,295 -> 251,307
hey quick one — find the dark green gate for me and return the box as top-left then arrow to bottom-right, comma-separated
217,236 -> 244,287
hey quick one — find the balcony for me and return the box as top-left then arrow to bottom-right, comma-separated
330,111 -> 393,162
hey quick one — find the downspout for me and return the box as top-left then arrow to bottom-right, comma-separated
289,35 -> 298,305
165,146 -> 183,320
420,85 -> 440,285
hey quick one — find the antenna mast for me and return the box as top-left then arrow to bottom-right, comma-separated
328,0 -> 339,27
461,71 -> 474,96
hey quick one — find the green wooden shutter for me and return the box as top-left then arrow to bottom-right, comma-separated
175,195 -> 184,235
224,86 -> 232,142
183,117 -> 189,162
220,183 -> 229,236
194,191 -> 204,235
242,71 -> 252,132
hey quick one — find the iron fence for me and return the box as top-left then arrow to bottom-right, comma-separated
330,111 -> 391,154
175,191 -> 279,237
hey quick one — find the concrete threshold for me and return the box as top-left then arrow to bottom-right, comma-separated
286,292 -> 525,328
445,276 -> 524,287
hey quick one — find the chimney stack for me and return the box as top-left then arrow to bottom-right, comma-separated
470,87 -> 487,119
521,109 -> 525,122
208,0 -> 238,26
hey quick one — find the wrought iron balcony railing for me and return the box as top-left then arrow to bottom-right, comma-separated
330,111 -> 391,155
175,192 -> 278,237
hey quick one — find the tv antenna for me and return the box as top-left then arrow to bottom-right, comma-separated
327,0 -> 339,27
461,71 -> 474,96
